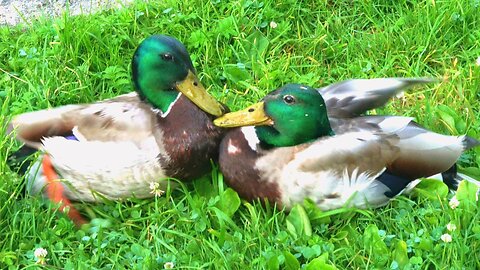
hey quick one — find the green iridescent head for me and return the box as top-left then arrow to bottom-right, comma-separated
132,35 -> 225,116
214,84 -> 334,147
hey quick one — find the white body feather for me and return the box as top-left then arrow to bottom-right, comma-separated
41,137 -> 168,201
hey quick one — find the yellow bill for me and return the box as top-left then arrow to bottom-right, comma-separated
213,101 -> 274,127
176,70 -> 225,116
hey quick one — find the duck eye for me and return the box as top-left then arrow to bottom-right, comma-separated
160,53 -> 174,61
283,95 -> 295,104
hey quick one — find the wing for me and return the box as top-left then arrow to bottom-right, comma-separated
318,78 -> 437,118
331,115 -> 479,179
8,92 -> 158,149
261,132 -> 400,210
285,131 -> 400,177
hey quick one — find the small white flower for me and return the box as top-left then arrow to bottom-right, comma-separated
269,21 -> 278,29
449,196 -> 459,209
164,262 -> 175,269
476,56 -> 480,66
149,182 -> 157,190
149,182 -> 165,197
34,247 -> 48,265
441,233 -> 452,243
446,223 -> 457,232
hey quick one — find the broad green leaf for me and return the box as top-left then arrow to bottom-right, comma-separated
193,177 -> 216,198
436,105 -> 458,133
130,210 -> 141,219
412,179 -> 449,200
409,256 -> 423,265
460,167 -> 480,180
436,103 -> 467,134
194,219 -> 207,232
131,243 -> 146,257
186,240 -> 201,253
456,180 -> 479,204
216,188 -> 241,218
416,238 -> 433,251
267,254 -> 280,270
306,253 -> 336,270
455,119 -> 467,134
301,245 -> 321,259
473,224 -> 480,240
286,204 -> 312,239
363,224 -> 389,266
223,64 -> 251,83
245,31 -> 270,59
392,240 -> 409,269
283,251 -> 300,270
456,180 -> 479,226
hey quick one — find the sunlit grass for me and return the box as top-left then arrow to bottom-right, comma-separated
0,0 -> 479,268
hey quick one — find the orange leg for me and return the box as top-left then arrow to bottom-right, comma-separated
42,155 -> 88,227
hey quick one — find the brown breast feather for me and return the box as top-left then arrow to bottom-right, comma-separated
219,128 -> 281,203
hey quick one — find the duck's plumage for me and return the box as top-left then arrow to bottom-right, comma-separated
8,35 -> 227,203
11,92 -> 223,201
319,77 -> 437,118
318,77 -> 478,188
215,83 -> 479,210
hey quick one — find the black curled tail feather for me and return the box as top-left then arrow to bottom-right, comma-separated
441,164 -> 459,190
7,145 -> 38,175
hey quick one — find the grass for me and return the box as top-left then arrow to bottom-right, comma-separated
1,0 -> 479,268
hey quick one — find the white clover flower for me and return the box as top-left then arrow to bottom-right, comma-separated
476,56 -> 480,66
446,223 -> 457,232
441,233 -> 452,243
449,196 -> 459,209
269,21 -> 278,29
149,182 -> 158,190
149,182 -> 165,197
164,262 -> 175,269
34,247 -> 48,265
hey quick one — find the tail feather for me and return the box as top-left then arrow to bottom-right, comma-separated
463,135 -> 480,150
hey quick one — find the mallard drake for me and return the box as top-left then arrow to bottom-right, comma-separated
214,84 -> 479,210
8,35 -> 228,224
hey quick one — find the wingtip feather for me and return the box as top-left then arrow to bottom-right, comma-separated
463,135 -> 480,150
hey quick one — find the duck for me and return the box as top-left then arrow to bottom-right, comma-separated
7,35 -> 228,225
213,83 -> 479,210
